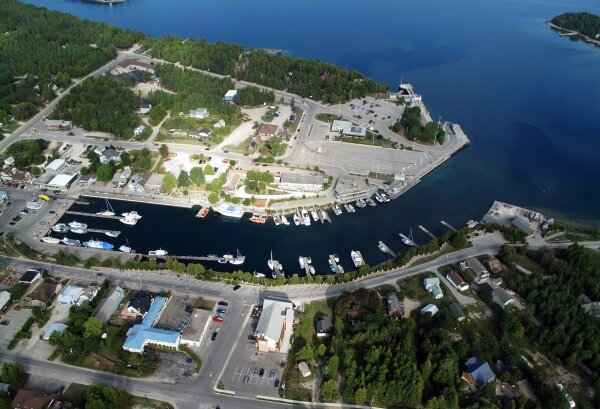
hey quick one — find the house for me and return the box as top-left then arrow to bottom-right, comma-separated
78,174 -> 97,186
189,128 -> 212,139
139,103 -> 152,114
492,287 -> 514,310
24,282 -> 62,308
298,361 -> 311,377
121,291 -> 153,320
578,295 -> 600,319
387,293 -> 404,318
19,270 -> 41,285
112,59 -> 154,75
331,120 -> 366,137
449,302 -> 466,322
446,270 -> 469,291
255,298 -> 294,353
424,277 -> 443,299
214,119 -> 226,128
465,257 -> 489,282
79,284 -> 99,304
485,257 -> 503,274
421,304 -> 439,316
347,304 -> 367,321
100,148 -> 121,164
134,125 -> 146,136
94,286 -> 125,323
11,389 -> 58,409
57,284 -> 85,305
42,323 -> 68,341
277,173 -> 324,193
189,108 -> 208,119
224,89 -> 237,101
123,296 -> 180,353
113,167 -> 132,187
256,124 -> 279,139
462,357 -> 496,388
0,291 -> 10,311
316,316 -> 332,337
45,119 -> 72,131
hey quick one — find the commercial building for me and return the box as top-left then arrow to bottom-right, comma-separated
26,200 -> 45,211
278,173 -> 324,193
189,108 -> 208,119
46,174 -> 76,189
180,309 -> 209,347
45,159 -> 65,172
77,174 -> 97,186
224,89 -> 237,101
423,277 -> 443,299
45,119 -> 72,131
333,177 -> 372,200
112,59 -> 154,75
255,298 -> 294,353
144,173 -> 164,193
256,123 -> 279,139
123,296 -> 181,353
446,270 -> 469,291
331,120 -> 366,137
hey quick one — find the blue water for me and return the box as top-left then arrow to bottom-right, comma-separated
24,0 -> 600,273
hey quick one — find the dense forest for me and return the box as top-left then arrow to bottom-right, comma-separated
552,12 -> 600,38
0,0 -> 143,122
52,76 -> 140,138
142,37 -> 388,103
233,86 -> 275,106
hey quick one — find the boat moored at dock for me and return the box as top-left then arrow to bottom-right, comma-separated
301,209 -> 311,226
120,216 -> 137,226
42,236 -> 60,244
351,250 -> 365,268
249,213 -> 268,223
105,230 -> 121,237
119,245 -> 133,253
83,239 -> 114,250
70,226 -> 87,234
229,249 -> 245,265
96,200 -> 115,216
355,199 -> 367,208
214,203 -> 244,218
148,249 -> 168,257
52,223 -> 69,233
333,204 -> 342,215
61,238 -> 81,247
121,211 -> 142,220
366,197 -> 377,207
68,221 -> 87,230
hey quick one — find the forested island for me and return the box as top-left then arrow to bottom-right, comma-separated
550,12 -> 600,45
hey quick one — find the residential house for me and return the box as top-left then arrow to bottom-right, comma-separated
256,124 -> 279,140
1,167 -> 32,185
578,294 -> 600,319
139,103 -> 152,114
100,148 -> 121,164
424,277 -> 443,299
462,357 -> 496,388
421,304 -> 439,317
189,108 -> 208,119
23,282 -> 62,308
485,257 -> 503,274
465,257 -> 490,282
57,284 -> 85,305
214,119 -> 226,128
189,128 -> 212,139
121,291 -> 153,320
11,389 -> 58,409
94,286 -> 125,323
134,125 -> 146,136
4,157 -> 14,166
446,270 -> 469,291
0,291 -> 10,311
347,304 -> 367,322
316,316 -> 332,337
298,361 -> 311,377
19,270 -> 41,285
42,323 -> 68,341
387,293 -> 404,318
224,89 -> 237,101
492,287 -> 514,310
77,174 -> 97,186
255,298 -> 294,353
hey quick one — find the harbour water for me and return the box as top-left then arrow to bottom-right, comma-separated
24,0 -> 600,271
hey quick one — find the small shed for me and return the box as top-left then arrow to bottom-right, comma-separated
298,361 -> 311,377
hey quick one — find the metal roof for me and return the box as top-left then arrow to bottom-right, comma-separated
255,298 -> 293,343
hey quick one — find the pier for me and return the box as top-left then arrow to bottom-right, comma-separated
301,257 -> 311,276
162,254 -> 220,262
328,255 -> 342,274
273,261 -> 283,277
377,241 -> 396,257
440,220 -> 457,232
87,228 -> 121,235
398,233 -> 418,247
65,210 -> 121,220
418,225 -> 438,240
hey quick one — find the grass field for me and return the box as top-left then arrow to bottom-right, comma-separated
516,254 -> 547,275
296,299 -> 333,347
194,296 -> 216,310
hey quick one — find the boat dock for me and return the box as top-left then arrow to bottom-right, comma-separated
301,257 -> 311,276
273,261 -> 283,277
87,228 -> 121,235
418,225 -> 437,240
378,241 -> 396,257
440,220 -> 457,232
65,211 -> 121,220
152,254 -> 220,262
328,255 -> 342,274
398,233 -> 418,247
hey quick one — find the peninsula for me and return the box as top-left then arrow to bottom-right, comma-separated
548,12 -> 600,47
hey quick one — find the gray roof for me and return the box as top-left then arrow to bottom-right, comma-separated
466,257 -> 488,275
255,298 -> 293,343
316,316 -> 332,333
94,286 -> 125,323
279,173 -> 324,186
449,302 -> 466,319
493,287 -> 514,305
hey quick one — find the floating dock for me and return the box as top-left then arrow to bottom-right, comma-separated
65,211 -> 121,220
377,241 -> 396,257
195,206 -> 210,218
440,220 -> 457,232
418,225 -> 437,240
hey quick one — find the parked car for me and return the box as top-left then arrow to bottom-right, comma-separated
274,379 -> 280,388
211,331 -> 218,341
218,301 -> 229,306
212,316 -> 223,323
243,375 -> 250,384
233,285 -> 241,291
259,368 -> 265,377
269,369 -> 277,379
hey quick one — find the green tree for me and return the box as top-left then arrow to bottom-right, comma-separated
177,170 -> 191,188
158,144 -> 169,158
204,164 -> 215,176
96,163 -> 115,182
85,383 -> 130,409
0,363 -> 26,388
189,167 -> 205,185
321,379 -> 339,402
296,345 -> 314,361
208,192 -> 219,204
84,317 -> 104,339
161,172 -> 177,193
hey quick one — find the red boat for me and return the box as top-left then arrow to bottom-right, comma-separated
249,214 -> 268,224
197,207 -> 210,218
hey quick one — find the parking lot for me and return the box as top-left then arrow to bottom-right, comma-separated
0,306 -> 33,349
156,295 -> 195,332
336,96 -> 404,133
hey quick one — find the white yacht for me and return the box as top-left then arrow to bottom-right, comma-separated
120,217 -> 137,226
52,223 -> 69,233
301,209 -> 311,226
229,249 -> 245,265
213,203 -> 244,218
105,230 -> 120,237
61,238 -> 81,246
148,249 -> 168,257
70,227 -> 87,234
119,245 -> 133,253
293,212 -> 301,226
41,236 -> 60,244
97,200 -> 115,216
253,271 -> 266,278
121,211 -> 142,220
351,250 -> 365,268
281,214 -> 290,225
68,221 -> 87,229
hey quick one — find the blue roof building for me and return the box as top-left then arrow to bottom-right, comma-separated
123,296 -> 180,353
461,357 -> 496,388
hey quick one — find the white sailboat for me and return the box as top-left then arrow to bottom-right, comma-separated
96,199 -> 115,216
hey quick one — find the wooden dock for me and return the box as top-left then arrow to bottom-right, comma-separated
195,206 -> 210,218
87,228 -> 121,235
166,254 -> 220,261
301,257 -> 311,276
65,211 -> 121,220
328,255 -> 341,274
440,220 -> 457,232
378,241 -> 396,257
418,225 -> 438,240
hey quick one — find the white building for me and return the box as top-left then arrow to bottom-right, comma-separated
446,271 -> 469,291
224,89 -> 237,102
424,277 -> 443,299
139,103 -> 152,114
255,298 -> 294,353
331,120 -> 366,137
134,125 -> 146,136
278,173 -> 324,193
57,285 -> 85,305
47,174 -> 76,189
189,108 -> 208,119
0,291 -> 10,311
4,157 -> 15,166
45,159 -> 65,172
492,288 -> 515,310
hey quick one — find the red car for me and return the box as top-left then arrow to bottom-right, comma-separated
212,316 -> 224,323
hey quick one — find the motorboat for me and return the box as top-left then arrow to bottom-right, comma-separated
253,271 -> 266,278
301,209 -> 311,226
222,253 -> 234,261
217,258 -> 228,264
355,199 -> 367,208
310,209 -> 319,222
97,200 -> 115,216
380,192 -> 391,202
338,264 -> 345,274
120,217 -> 137,226
293,213 -> 301,226
309,266 -> 316,275
281,214 -> 290,225
198,207 -> 210,218
148,249 -> 168,257
306,257 -> 312,264
121,211 -> 142,220
119,245 -> 133,253
249,213 -> 268,223
213,203 -> 244,218
374,192 -> 384,203
333,254 -> 340,263
83,239 -> 114,250
61,238 -> 81,246
378,242 -> 387,253
105,230 -> 120,238
351,250 -> 364,268
68,221 -> 87,229
347,204 -> 356,213
298,256 -> 305,269
333,204 -> 342,215
366,197 -> 377,207
273,214 -> 282,226
52,223 -> 69,233
41,236 -> 60,244
229,249 -> 245,265
320,209 -> 332,223
70,227 -> 87,234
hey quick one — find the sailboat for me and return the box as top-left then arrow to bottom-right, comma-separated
402,229 -> 415,246
281,213 -> 290,225
229,249 -> 245,265
96,199 -> 115,216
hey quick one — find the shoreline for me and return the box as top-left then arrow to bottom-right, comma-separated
546,20 -> 600,47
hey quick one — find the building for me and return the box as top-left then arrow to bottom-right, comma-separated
331,120 -> 366,137
387,293 -> 404,318
139,103 -> 152,114
19,270 -> 41,285
57,284 -> 85,305
492,287 -> 514,310
77,174 -> 97,186
485,257 -> 503,274
189,108 -> 208,119
421,304 -> 439,317
26,201 -> 44,211
100,148 -> 121,164
42,323 -> 68,341
255,298 -> 294,353
333,177 -> 372,200
449,302 -> 466,322
189,128 -> 212,139
134,125 -> 146,136
316,316 -> 332,337
45,159 -> 65,173
298,361 -> 311,377
121,291 -> 153,320
11,389 -> 58,409
465,257 -> 489,281
214,119 -> 226,128
446,270 -> 469,291
94,286 -> 125,323
0,290 -> 10,311
4,157 -> 14,167
461,357 -> 496,388
579,294 -> 600,319
24,282 -> 62,308
256,123 -> 279,139
424,277 -> 443,299
180,309 -> 208,347
278,173 -> 324,193
123,296 -> 181,353
112,59 -> 154,75
1,167 -> 32,185
45,119 -> 72,131
510,216 -> 535,236
224,89 -> 237,101
47,174 -> 76,189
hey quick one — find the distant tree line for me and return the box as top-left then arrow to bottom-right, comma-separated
552,12 -> 600,38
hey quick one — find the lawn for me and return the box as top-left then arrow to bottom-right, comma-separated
515,254 -> 547,275
194,296 -> 216,311
335,134 -> 396,148
397,273 -> 459,312
295,298 -> 333,347
315,112 -> 339,123
62,383 -> 88,408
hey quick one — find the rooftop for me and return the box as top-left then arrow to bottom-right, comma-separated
19,270 -> 41,284
255,298 -> 294,343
